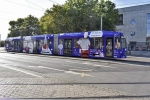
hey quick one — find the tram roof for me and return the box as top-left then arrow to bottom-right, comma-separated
6,36 -> 20,41
22,34 -> 54,40
31,34 -> 54,38
58,30 -> 123,38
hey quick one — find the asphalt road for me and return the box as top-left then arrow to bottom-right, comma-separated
1,52 -> 150,98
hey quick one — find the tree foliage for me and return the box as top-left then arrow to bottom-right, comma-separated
8,15 -> 41,37
0,40 -> 5,47
40,0 -> 118,34
8,0 -> 118,37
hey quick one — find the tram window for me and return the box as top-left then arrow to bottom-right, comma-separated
23,41 -> 27,48
39,40 -> 44,47
115,37 -> 121,49
121,38 -> 126,48
91,38 -> 94,48
91,38 -> 103,49
10,41 -> 13,45
74,38 -> 78,48
14,41 -> 17,46
18,41 -> 20,46
68,40 -> 72,49
5,41 -> 9,47
12,41 -> 14,46
33,40 -> 36,48
10,41 -> 11,45
47,39 -> 52,46
59,39 -> 63,44
64,40 -> 67,48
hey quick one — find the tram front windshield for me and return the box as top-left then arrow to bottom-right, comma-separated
121,37 -> 126,49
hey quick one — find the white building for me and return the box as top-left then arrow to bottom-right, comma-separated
116,4 -> 150,50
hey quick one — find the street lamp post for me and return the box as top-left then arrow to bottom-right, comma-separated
100,6 -> 107,31
100,11 -> 106,31
100,16 -> 103,30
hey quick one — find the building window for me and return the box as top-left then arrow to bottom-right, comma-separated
147,13 -> 150,19
117,14 -> 123,25
147,13 -> 150,37
147,29 -> 150,37
130,19 -> 136,25
130,31 -> 136,36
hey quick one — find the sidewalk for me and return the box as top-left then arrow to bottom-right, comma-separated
128,51 -> 150,57
122,51 -> 150,64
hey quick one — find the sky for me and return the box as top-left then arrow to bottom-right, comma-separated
0,0 -> 150,40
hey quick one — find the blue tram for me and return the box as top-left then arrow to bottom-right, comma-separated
5,30 -> 127,58
22,34 -> 54,54
5,37 -> 21,52
57,31 -> 126,58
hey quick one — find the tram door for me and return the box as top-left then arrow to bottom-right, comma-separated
64,39 -> 72,55
106,38 -> 113,57
33,40 -> 39,52
14,41 -> 19,51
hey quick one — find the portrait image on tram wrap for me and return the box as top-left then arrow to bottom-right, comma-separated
77,32 -> 90,57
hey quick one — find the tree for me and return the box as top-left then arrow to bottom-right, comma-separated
40,0 -> 118,34
95,0 -> 118,30
8,15 -> 41,37
64,0 -> 99,31
0,40 -> 5,47
21,15 -> 41,36
40,4 -> 68,34
8,18 -> 24,37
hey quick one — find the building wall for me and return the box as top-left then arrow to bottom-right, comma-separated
116,4 -> 150,43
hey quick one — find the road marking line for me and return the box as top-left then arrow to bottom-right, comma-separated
0,65 -> 42,78
28,66 -> 37,68
82,62 -> 91,64
65,61 -> 116,68
65,71 -> 94,77
65,61 -> 82,64
93,64 -> 116,68
37,66 -> 65,72
69,69 -> 92,72
61,64 -> 98,71
31,66 -> 94,77
82,62 -> 116,68
81,72 -> 86,77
